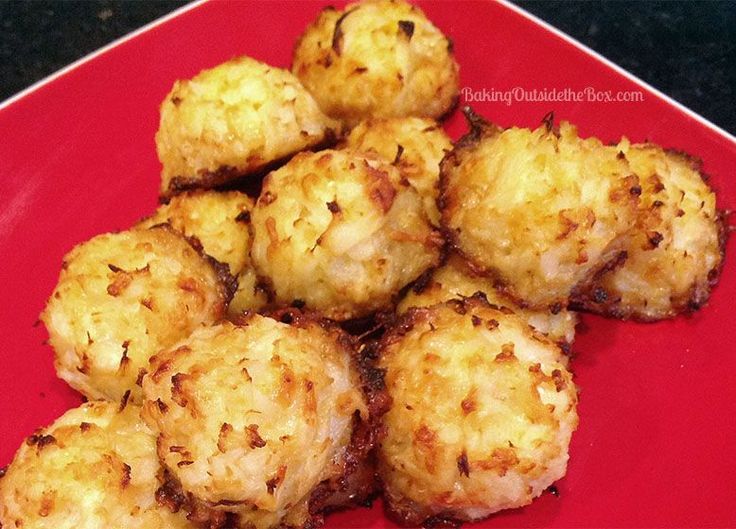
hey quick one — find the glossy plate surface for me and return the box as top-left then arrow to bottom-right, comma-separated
1,1 -> 735,527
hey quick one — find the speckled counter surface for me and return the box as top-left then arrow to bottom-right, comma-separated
1,0 -> 733,133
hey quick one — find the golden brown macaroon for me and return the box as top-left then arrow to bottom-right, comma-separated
0,401 -> 191,529
571,142 -> 726,320
292,0 -> 459,126
377,297 -> 578,526
141,312 -> 379,529
41,226 -> 231,403
398,254 -> 578,349
440,110 -> 640,310
342,117 -> 452,225
137,190 -> 268,315
250,149 -> 442,320
156,56 -> 341,198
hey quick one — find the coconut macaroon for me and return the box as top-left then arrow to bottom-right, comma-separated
250,149 -> 442,320
41,226 -> 232,403
377,297 -> 578,526
136,190 -> 268,315
141,312 -> 379,529
398,254 -> 578,349
156,56 -> 341,198
292,0 -> 459,127
440,110 -> 640,310
342,117 -> 452,225
571,143 -> 725,320
0,401 -> 191,529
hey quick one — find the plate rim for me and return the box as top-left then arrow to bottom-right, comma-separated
0,0 -> 206,111
497,0 -> 736,145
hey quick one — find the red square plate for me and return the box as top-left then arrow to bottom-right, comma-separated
1,1 -> 734,527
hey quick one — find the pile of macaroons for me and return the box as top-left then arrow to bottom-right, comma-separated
1,1 -> 726,528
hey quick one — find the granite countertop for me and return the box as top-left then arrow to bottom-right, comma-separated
1,1 -> 733,134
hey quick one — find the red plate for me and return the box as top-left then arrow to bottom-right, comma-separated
1,1 -> 735,527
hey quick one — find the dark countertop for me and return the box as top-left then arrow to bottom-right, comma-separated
1,1 -> 734,134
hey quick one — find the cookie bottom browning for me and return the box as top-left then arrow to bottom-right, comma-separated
142,311 -> 384,529
377,297 -> 578,526
439,110 -> 640,310
571,143 -> 725,320
249,149 -> 442,320
156,55 -> 341,198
